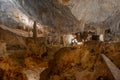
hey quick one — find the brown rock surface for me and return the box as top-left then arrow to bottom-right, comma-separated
40,41 -> 120,80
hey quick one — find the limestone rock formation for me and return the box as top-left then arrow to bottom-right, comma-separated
0,1 -> 120,80
1,0 -> 119,34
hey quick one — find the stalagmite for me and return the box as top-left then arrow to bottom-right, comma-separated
99,34 -> 104,42
0,41 -> 6,55
33,21 -> 37,40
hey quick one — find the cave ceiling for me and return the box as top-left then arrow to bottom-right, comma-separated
0,0 -> 120,34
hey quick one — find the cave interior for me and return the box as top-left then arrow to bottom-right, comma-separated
0,0 -> 120,80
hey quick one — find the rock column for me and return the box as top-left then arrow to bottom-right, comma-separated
33,21 -> 37,40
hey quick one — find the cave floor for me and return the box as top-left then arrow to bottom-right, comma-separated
0,41 -> 120,80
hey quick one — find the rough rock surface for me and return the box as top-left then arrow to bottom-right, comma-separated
0,27 -> 48,80
40,41 -> 120,80
0,0 -> 120,34
69,0 -> 120,22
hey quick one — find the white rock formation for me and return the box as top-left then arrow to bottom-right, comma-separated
69,0 -> 120,23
